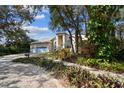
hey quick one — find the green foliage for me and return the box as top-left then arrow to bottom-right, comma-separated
49,6 -> 87,54
38,52 -> 54,59
87,6 -> 122,60
12,57 -> 42,65
66,67 -> 124,88
52,48 -> 78,62
56,48 -> 72,60
0,38 -> 34,56
0,5 -> 42,42
77,57 -> 124,73
97,43 -> 114,59
114,49 -> 124,60
13,57 -> 124,88
66,67 -> 95,87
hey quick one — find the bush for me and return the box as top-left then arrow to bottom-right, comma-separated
13,57 -> 43,66
76,57 -> 124,73
77,57 -> 88,66
64,67 -> 124,88
114,49 -> 124,60
56,48 -> 71,60
97,43 -> 114,60
66,67 -> 96,87
38,52 -> 53,58
45,48 -> 78,63
13,57 -> 124,88
99,62 -> 111,70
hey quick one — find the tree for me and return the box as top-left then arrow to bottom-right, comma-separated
116,21 -> 124,41
0,5 -> 42,43
115,7 -> 124,42
6,37 -> 35,54
49,6 -> 87,54
86,6 -> 123,60
49,6 -> 75,53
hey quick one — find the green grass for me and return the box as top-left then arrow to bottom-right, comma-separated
12,57 -> 124,88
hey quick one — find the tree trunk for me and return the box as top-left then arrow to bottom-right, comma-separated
75,30 -> 79,54
119,31 -> 122,41
68,30 -> 75,54
78,29 -> 83,54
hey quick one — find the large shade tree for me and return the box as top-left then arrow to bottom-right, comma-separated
49,5 -> 87,54
0,5 -> 42,43
0,5 -> 43,55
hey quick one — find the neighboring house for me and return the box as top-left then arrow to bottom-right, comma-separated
30,32 -> 87,53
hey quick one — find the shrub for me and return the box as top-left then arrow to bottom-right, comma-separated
12,57 -> 43,66
77,58 -> 101,68
114,49 -> 124,60
38,52 -> 55,59
98,62 -> 111,70
76,57 -> 124,73
97,44 -> 114,60
57,48 -> 72,60
65,66 -> 124,88
76,57 -> 88,66
87,58 -> 100,68
13,57 -> 124,88
66,67 -> 96,87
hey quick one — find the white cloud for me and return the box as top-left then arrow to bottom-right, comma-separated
22,25 -> 55,40
35,14 -> 45,20
23,26 -> 49,31
23,26 -> 49,36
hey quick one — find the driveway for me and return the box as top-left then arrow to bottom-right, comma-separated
0,54 -> 66,88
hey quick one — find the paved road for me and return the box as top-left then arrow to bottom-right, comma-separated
0,54 -> 66,88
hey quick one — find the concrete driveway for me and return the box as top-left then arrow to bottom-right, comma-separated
0,54 -> 66,88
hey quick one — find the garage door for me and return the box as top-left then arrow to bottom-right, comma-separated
36,47 -> 49,53
31,47 -> 49,53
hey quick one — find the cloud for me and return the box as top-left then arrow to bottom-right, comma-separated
22,25 -> 55,40
35,14 -> 45,20
23,26 -> 49,32
23,26 -> 49,36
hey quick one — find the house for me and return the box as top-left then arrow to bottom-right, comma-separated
30,32 -> 87,53
30,38 -> 53,53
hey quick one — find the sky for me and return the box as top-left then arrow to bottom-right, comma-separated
23,7 -> 56,41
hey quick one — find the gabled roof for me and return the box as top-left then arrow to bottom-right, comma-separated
31,38 -> 54,44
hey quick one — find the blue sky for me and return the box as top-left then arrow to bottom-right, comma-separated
22,7 -> 86,41
23,8 -> 56,41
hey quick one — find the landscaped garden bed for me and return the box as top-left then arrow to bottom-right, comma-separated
13,57 -> 124,88
76,58 -> 124,74
37,50 -> 124,74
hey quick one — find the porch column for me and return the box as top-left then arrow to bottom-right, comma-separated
63,34 -> 66,48
56,35 -> 59,49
